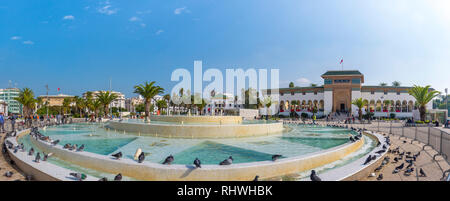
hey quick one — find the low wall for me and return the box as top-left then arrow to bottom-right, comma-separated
29,133 -> 364,181
5,130 -> 98,181
107,121 -> 285,138
150,115 -> 243,124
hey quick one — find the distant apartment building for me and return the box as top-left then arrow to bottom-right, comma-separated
125,95 -> 163,113
83,90 -> 126,109
37,94 -> 75,107
0,88 -> 22,114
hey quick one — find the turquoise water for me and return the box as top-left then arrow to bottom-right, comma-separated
171,141 -> 277,165
17,122 -> 363,180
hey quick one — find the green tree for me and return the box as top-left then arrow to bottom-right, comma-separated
14,88 -> 36,116
62,97 -> 73,115
133,81 -> 164,122
96,91 -> 119,118
408,85 -> 440,121
289,82 -> 294,88
379,82 -> 387,86
156,99 -> 167,113
351,98 -> 368,120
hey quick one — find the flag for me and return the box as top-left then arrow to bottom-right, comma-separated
340,59 -> 343,64
57,88 -> 60,92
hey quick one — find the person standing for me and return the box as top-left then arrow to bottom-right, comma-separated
9,113 -> 16,132
0,112 -> 5,133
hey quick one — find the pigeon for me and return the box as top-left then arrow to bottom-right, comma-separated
193,158 -> 201,168
382,144 -> 387,149
272,154 -> 282,161
395,163 -> 404,170
349,136 -> 355,142
419,168 -> 427,177
375,149 -> 386,155
35,153 -> 41,163
43,152 -> 53,161
406,163 -> 413,169
63,144 -> 71,149
51,140 -> 60,146
405,159 -> 414,164
111,152 -> 122,160
371,155 -> 377,161
138,152 -> 145,163
374,165 -> 383,172
114,173 -> 122,181
310,170 -> 321,181
70,173 -> 87,181
4,171 -> 13,177
219,156 -> 233,165
404,168 -> 414,176
363,155 -> 372,165
99,177 -> 108,181
376,174 -> 383,181
77,144 -> 85,152
162,155 -> 174,165
399,152 -> 405,156
253,175 -> 259,181
28,148 -> 34,156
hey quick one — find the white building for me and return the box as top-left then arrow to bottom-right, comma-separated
83,91 -> 126,109
125,95 -> 163,113
262,70 -> 433,118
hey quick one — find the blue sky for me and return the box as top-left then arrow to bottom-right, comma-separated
1,0 -> 449,97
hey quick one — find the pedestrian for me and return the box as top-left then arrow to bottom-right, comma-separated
9,113 -> 16,132
0,112 -> 5,133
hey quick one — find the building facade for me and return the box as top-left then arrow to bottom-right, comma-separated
0,88 -> 22,114
38,94 -> 75,107
263,70 -> 432,118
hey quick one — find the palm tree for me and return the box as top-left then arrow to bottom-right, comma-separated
262,96 -> 277,118
392,81 -> 401,87
408,85 -> 440,121
196,98 -> 207,115
156,99 -> 167,114
96,91 -> 119,118
133,81 -> 164,122
163,94 -> 171,114
14,88 -> 36,116
74,96 -> 86,117
379,82 -> 387,86
383,100 -> 391,111
351,98 -> 368,120
62,97 -> 73,115
91,99 -> 102,119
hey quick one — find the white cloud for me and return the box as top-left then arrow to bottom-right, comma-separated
98,1 -> 117,15
63,15 -> 75,20
23,40 -> 34,45
129,16 -> 141,22
140,23 -> 146,28
174,7 -> 188,15
295,77 -> 311,85
156,29 -> 164,35
10,36 -> 21,40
